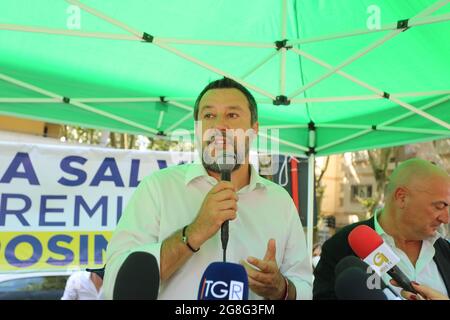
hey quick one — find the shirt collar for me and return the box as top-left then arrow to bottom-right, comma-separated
374,209 -> 442,246
245,164 -> 267,192
184,162 -> 211,185
184,162 -> 267,192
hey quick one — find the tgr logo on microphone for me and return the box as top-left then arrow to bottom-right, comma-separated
200,279 -> 244,300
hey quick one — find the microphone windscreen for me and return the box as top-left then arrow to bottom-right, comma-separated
348,225 -> 383,259
198,262 -> 248,300
335,255 -> 369,277
335,256 -> 387,290
335,267 -> 388,300
216,150 -> 236,172
113,251 -> 159,300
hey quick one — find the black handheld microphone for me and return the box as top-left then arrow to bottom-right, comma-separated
113,251 -> 160,300
216,150 -> 236,263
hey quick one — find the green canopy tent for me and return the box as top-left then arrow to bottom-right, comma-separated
1,0 -> 449,252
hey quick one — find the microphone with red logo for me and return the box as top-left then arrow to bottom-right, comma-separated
197,262 -> 249,300
348,225 -> 418,294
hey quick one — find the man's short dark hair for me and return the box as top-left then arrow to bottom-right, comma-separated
193,78 -> 258,125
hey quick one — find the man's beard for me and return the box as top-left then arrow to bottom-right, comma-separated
201,140 -> 249,174
202,160 -> 242,174
199,128 -> 255,173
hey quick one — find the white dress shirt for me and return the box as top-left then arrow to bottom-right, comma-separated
103,163 -> 312,300
374,212 -> 448,297
61,271 -> 103,300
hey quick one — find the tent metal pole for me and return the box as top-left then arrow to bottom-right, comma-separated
290,91 -> 450,103
255,98 -> 277,104
291,95 -> 379,103
389,97 -> 450,130
290,45 -> 450,129
316,95 -> 450,154
74,97 -> 163,103
306,154 -> 315,260
288,0 -> 447,100
77,98 -> 194,105
165,113 -> 193,133
0,98 -> 60,103
6,15 -> 447,48
156,111 -> 165,130
316,129 -> 372,153
258,132 -> 309,152
156,38 -> 274,48
2,91 -> 447,105
0,23 -> 139,41
241,51 -> 280,79
288,30 -> 401,99
413,0 -> 450,17
155,41 -> 277,100
66,0 -> 142,38
408,12 -> 450,27
306,122 -> 317,257
392,91 -> 450,98
0,72 -> 158,135
163,98 -> 195,102
318,124 -> 450,135
67,0 -> 277,100
287,0 -> 450,45
382,95 -> 450,127
0,110 -> 160,138
260,124 -> 309,130
167,129 -> 195,136
291,46 -> 384,95
280,49 -> 287,96
0,73 -> 61,99
68,100 -> 159,135
318,124 -> 374,130
279,0 -> 287,96
377,127 -> 450,135
281,0 -> 287,39
165,100 -> 193,112
288,12 -> 450,45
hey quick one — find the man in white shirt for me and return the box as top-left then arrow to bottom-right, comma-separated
103,78 -> 312,300
61,269 -> 104,300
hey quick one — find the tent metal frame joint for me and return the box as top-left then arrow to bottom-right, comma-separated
159,96 -> 168,103
142,32 -> 154,43
306,121 -> 317,156
397,18 -> 410,31
306,147 -> 316,156
275,39 -> 292,51
273,95 -> 290,106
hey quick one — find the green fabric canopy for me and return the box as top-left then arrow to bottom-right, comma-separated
0,0 -> 449,156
